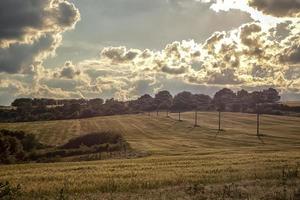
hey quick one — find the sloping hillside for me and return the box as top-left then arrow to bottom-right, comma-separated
0,112 -> 299,155
1,112 -> 300,199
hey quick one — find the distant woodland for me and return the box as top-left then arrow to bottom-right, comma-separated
0,88 -> 299,122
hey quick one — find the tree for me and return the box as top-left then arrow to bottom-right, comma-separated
213,88 -> 237,111
88,98 -> 104,113
11,98 -> 32,107
0,129 -> 43,152
213,89 -> 234,130
63,103 -> 81,118
0,88 -> 284,123
249,91 -> 264,108
15,100 -> 33,121
89,98 -> 104,107
172,91 -> 194,121
191,94 -> 212,126
136,94 -> 155,114
237,89 -> 249,99
193,94 -> 212,111
237,89 -> 250,112
261,88 -> 280,103
154,91 -> 173,116
104,99 -> 128,115
0,135 -> 24,164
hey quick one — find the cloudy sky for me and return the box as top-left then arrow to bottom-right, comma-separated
0,0 -> 299,105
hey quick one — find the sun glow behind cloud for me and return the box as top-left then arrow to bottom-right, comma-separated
210,0 -> 281,28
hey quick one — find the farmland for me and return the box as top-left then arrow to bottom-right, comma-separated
284,101 -> 300,107
0,112 -> 300,199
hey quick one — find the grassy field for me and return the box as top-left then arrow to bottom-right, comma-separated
0,112 -> 300,199
284,101 -> 300,107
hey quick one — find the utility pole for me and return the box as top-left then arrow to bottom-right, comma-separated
256,103 -> 261,137
257,112 -> 260,136
218,111 -> 221,132
194,110 -> 198,127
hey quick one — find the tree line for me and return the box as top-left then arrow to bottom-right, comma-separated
0,87 -> 298,122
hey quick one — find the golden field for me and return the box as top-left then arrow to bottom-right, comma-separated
0,112 -> 300,199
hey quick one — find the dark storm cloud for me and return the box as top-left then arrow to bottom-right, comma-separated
0,0 -> 80,46
0,0 -> 80,73
0,0 -> 45,42
0,34 -> 59,73
248,0 -> 300,17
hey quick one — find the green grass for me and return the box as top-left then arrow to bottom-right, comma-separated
0,112 -> 300,199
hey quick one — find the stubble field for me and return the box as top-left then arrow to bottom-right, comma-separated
0,112 -> 300,199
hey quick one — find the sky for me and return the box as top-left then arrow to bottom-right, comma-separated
0,0 -> 300,105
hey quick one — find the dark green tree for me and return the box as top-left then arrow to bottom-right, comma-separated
89,98 -> 104,109
0,135 -> 24,164
237,89 -> 250,112
136,94 -> 155,115
154,90 -> 173,116
193,94 -> 212,111
262,88 -> 280,103
213,88 -> 237,111
172,91 -> 194,121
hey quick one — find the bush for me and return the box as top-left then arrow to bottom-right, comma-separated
0,135 -> 25,164
1,130 -> 130,164
0,129 -> 44,151
0,129 -> 45,164
61,131 -> 123,149
0,181 -> 22,199
29,132 -> 129,162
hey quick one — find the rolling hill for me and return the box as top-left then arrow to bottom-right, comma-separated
0,112 -> 300,199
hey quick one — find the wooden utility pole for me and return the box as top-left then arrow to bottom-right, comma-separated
218,111 -> 221,132
257,112 -> 260,136
256,103 -> 261,137
194,110 -> 198,127
178,112 -> 181,121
